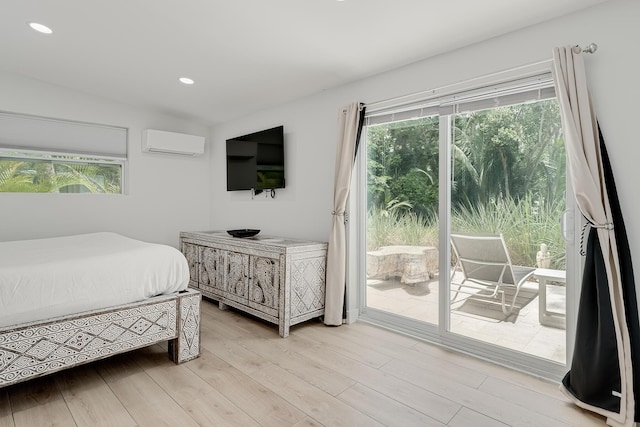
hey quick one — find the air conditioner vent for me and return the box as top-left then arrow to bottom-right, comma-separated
143,129 -> 205,156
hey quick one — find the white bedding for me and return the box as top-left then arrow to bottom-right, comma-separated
0,232 -> 189,328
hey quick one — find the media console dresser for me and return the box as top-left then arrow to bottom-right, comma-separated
180,231 -> 327,337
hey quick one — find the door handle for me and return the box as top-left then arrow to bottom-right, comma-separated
560,209 -> 573,242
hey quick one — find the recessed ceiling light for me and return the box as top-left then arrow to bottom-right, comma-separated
179,77 -> 195,85
28,22 -> 53,34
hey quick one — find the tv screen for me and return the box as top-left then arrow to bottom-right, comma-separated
226,126 -> 285,191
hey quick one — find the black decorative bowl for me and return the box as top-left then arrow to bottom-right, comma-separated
227,229 -> 260,238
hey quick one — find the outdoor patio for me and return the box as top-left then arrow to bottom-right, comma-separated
366,272 -> 567,364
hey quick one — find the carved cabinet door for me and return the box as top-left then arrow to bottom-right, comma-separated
247,255 -> 281,316
225,251 -> 249,304
182,242 -> 200,289
199,247 -> 224,299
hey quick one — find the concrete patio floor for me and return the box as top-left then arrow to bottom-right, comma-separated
366,273 -> 567,364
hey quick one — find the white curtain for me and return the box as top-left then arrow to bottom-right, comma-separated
553,46 -> 636,426
325,102 -> 363,326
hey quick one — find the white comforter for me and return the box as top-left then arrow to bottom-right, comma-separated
0,232 -> 189,328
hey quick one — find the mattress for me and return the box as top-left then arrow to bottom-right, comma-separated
0,232 -> 189,328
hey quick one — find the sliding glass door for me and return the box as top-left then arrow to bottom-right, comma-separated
445,98 -> 567,363
365,115 -> 440,327
361,73 -> 575,376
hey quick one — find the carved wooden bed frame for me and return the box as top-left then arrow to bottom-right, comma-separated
0,288 -> 201,388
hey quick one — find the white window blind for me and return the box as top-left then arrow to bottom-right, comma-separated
366,72 -> 555,126
0,112 -> 127,158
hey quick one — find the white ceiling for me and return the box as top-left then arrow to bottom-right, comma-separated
1,0 -> 609,126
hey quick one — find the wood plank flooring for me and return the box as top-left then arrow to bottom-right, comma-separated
0,298 -> 606,426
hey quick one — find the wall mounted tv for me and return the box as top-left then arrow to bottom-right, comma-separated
226,125 -> 285,192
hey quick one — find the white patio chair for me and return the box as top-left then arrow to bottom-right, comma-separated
450,232 -> 536,315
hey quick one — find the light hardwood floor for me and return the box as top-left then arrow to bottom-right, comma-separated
0,298 -> 605,427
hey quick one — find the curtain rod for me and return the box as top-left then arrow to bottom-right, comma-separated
575,43 -> 598,54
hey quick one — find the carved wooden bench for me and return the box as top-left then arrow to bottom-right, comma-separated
366,245 -> 438,285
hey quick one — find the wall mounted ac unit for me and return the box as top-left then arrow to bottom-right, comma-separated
143,129 -> 205,156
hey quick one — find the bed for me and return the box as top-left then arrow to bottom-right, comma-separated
0,232 -> 201,388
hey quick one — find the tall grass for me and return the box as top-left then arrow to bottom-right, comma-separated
367,195 -> 565,269
367,207 -> 438,250
451,196 -> 565,268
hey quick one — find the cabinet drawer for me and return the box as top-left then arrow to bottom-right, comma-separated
199,246 -> 224,298
224,251 -> 249,304
248,256 -> 280,316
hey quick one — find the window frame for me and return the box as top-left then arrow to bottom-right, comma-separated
0,147 -> 127,195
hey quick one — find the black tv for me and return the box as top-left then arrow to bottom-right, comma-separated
226,126 -> 285,192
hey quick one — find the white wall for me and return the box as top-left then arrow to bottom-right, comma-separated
210,0 -> 640,275
210,94 -> 341,241
0,71 -> 211,247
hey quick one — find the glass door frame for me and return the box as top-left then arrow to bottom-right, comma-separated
353,111 -> 580,381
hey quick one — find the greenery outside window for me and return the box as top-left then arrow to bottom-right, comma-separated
0,149 -> 124,194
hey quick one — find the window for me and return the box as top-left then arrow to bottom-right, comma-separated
0,149 -> 124,194
0,112 -> 127,194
